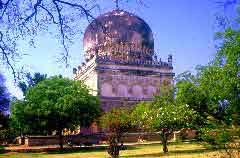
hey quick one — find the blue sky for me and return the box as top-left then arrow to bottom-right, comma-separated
2,0 -> 237,98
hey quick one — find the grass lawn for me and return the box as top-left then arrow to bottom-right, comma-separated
0,142 -> 224,158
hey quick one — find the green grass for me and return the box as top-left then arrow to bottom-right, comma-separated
0,142 -> 224,158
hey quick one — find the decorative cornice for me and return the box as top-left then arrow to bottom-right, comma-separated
100,96 -> 154,101
96,55 -> 173,69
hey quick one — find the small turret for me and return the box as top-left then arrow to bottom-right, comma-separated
73,68 -> 77,74
168,54 -> 173,66
154,54 -> 158,62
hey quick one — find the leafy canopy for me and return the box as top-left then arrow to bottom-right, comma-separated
176,25 -> 240,123
11,76 -> 101,135
100,108 -> 131,133
132,102 -> 196,132
131,88 -> 197,153
18,72 -> 47,96
132,82 -> 197,131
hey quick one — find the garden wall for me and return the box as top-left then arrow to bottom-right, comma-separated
17,130 -> 197,146
21,136 -> 68,146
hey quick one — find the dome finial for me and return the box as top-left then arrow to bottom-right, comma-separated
115,0 -> 119,9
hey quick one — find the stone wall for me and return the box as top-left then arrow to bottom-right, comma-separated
23,136 -> 68,146
19,129 -> 196,146
18,132 -> 192,146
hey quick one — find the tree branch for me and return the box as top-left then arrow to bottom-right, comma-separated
0,43 -> 16,80
38,4 -> 58,24
23,0 -> 43,24
0,0 -> 12,19
53,0 -> 69,66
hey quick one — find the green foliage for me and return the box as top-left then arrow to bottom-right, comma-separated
100,108 -> 131,132
0,113 -> 17,144
132,82 -> 197,132
176,25 -> 240,123
175,24 -> 240,157
132,93 -> 197,153
199,128 -> 232,148
213,27 -> 240,116
0,129 -> 17,144
132,102 -> 197,132
197,115 -> 239,150
17,72 -> 47,96
100,108 -> 132,158
131,102 -> 152,130
10,76 -> 101,149
10,100 -> 32,134
176,71 -> 208,118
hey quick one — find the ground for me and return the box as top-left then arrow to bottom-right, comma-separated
0,142 -> 226,158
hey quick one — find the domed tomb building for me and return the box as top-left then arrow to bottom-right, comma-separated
73,9 -> 174,111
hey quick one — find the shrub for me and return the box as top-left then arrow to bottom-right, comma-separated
199,128 -> 232,148
0,129 -> 17,144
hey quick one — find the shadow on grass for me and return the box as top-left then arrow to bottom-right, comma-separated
126,148 -> 218,157
0,145 -> 5,154
45,141 -> 199,155
47,145 -> 138,154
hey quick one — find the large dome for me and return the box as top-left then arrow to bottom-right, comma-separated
83,9 -> 154,61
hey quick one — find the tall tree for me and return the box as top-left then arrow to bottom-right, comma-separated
132,82 -> 197,153
176,12 -> 240,124
205,26 -> 240,123
131,100 -> 197,153
100,108 -> 132,158
11,76 -> 101,150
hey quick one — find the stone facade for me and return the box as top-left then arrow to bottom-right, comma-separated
74,56 -> 174,111
73,9 -> 174,111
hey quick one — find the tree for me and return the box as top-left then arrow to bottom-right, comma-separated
0,0 -> 143,78
18,72 -> 47,96
0,0 -> 98,77
11,76 -> 101,150
175,0 -> 240,124
176,27 -> 240,125
0,72 -> 10,113
131,82 -> 197,153
175,3 -> 240,154
100,108 -> 132,158
131,100 -> 197,153
207,26 -> 240,124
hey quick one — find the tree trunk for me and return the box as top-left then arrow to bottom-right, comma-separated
162,133 -> 168,153
107,132 -> 121,158
58,129 -> 63,150
160,129 -> 169,153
